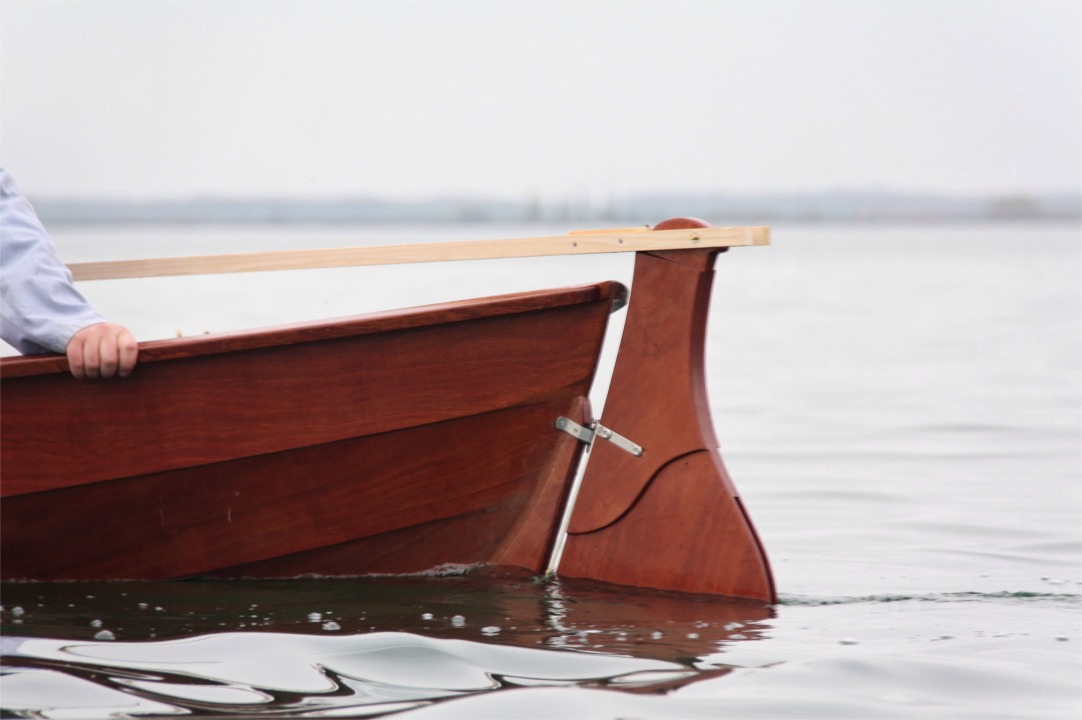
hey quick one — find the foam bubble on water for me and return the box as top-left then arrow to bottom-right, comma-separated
11,607 -> 25,617
421,613 -> 434,620
308,612 -> 323,622
650,631 -> 664,639
365,561 -> 487,579
137,603 -> 148,610
481,626 -> 501,636
686,633 -> 700,639
90,619 -> 102,628
322,621 -> 341,631
94,630 -> 116,641
451,615 -> 466,627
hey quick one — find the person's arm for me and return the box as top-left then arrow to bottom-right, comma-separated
0,168 -> 138,378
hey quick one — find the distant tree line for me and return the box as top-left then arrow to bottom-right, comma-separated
35,191 -> 1081,225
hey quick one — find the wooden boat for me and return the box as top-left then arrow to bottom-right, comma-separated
0,218 -> 776,603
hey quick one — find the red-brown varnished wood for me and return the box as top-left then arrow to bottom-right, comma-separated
566,251 -> 722,533
560,451 -> 774,599
0,283 -> 627,380
1,400 -> 588,580
560,219 -> 776,602
201,507 -> 524,579
490,394 -> 592,570
1,284 -> 622,498
0,283 -> 620,580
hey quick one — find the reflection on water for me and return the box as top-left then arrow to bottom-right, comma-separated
1,571 -> 773,717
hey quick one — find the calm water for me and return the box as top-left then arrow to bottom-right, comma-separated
2,221 -> 1080,718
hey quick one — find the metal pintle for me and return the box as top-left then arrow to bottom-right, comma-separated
546,416 -> 644,577
554,417 -> 643,457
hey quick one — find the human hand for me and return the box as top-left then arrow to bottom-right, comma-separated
66,322 -> 139,380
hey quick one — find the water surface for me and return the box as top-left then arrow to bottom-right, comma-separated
3,221 -> 1079,718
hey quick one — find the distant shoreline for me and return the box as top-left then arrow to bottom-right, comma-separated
34,191 -> 1081,226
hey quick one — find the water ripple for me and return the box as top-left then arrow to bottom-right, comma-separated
0,631 -> 697,717
778,591 -> 1082,606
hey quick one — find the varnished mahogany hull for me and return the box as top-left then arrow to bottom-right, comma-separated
1,284 -> 620,581
1,221 -> 776,602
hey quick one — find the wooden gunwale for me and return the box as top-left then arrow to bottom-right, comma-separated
0,281 -> 627,380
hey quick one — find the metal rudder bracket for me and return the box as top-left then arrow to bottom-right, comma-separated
554,417 -> 643,457
546,416 -> 644,577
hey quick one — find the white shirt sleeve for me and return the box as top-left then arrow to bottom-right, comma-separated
0,167 -> 104,354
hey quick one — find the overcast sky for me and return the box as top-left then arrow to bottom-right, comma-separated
1,0 -> 1079,202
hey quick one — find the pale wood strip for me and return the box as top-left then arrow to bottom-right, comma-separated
69,226 -> 769,281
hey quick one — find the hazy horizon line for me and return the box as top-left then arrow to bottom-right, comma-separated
33,188 -> 1082,225
31,187 -> 1082,204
